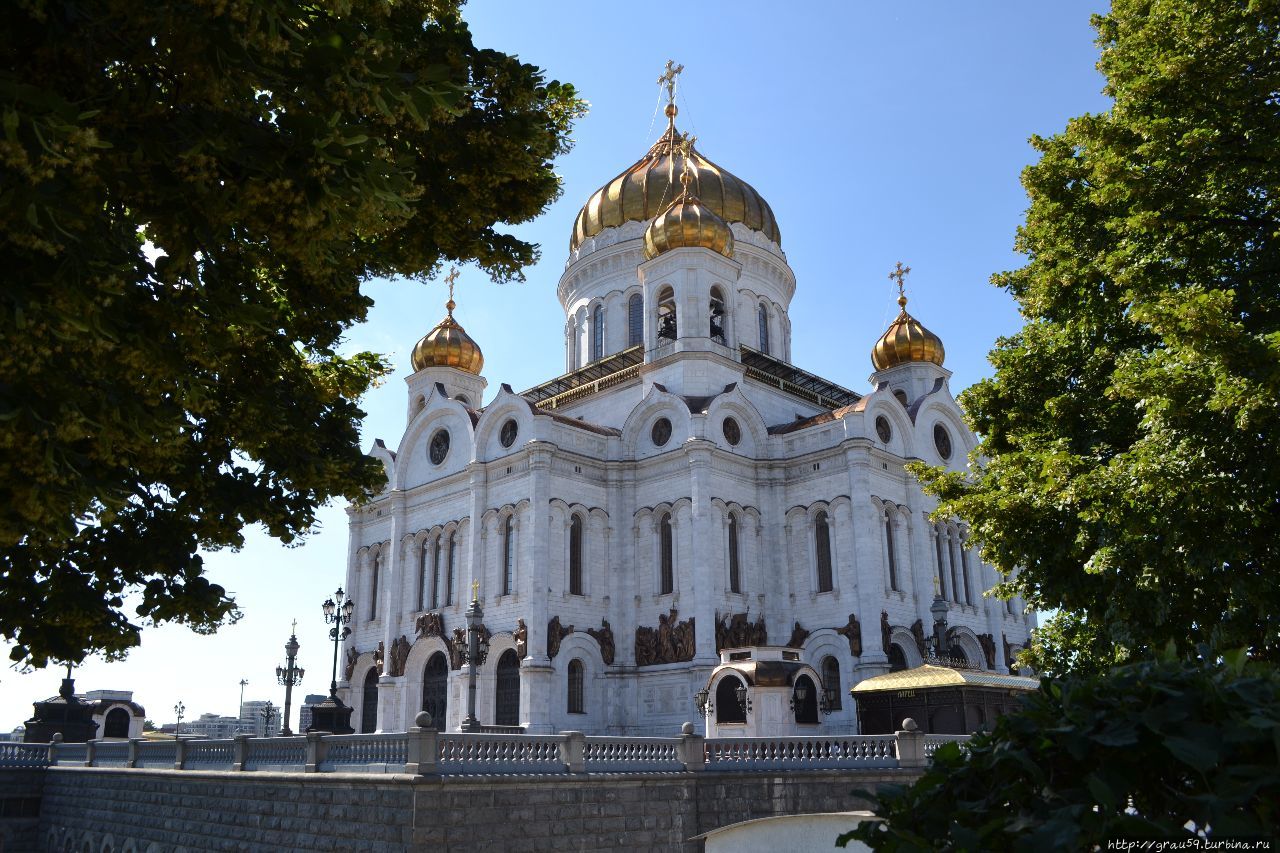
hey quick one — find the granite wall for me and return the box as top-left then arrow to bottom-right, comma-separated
30,766 -> 914,852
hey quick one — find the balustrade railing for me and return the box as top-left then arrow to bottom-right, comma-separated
437,733 -> 564,775
704,735 -> 899,771
3,729 -> 968,776
582,736 -> 683,773
318,732 -> 407,773
243,736 -> 307,772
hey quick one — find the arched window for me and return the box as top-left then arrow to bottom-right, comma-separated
502,517 -> 515,596
495,650 -> 521,727
567,659 -> 585,714
628,293 -> 644,347
659,513 -> 674,594
821,656 -> 842,711
361,668 -> 379,733
368,551 -> 380,621
421,652 -> 448,732
888,644 -> 908,672
445,532 -> 456,606
417,541 -> 429,612
884,511 -> 899,592
657,286 -> 677,341
793,675 -> 819,724
715,677 -> 746,724
727,514 -> 741,594
569,515 -> 584,596
935,527 -> 949,599
709,286 -> 726,344
429,536 -> 441,610
591,304 -> 604,361
758,303 -> 770,354
960,534 -> 973,605
104,707 -> 131,739
815,511 -> 833,593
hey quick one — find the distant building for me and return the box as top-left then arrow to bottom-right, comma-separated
185,713 -> 240,739
239,700 -> 279,737
297,695 -> 327,734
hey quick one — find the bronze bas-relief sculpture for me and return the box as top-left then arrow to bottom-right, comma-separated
635,608 -> 695,666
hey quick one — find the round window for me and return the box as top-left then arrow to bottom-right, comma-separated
933,423 -> 953,460
429,429 -> 451,465
722,417 -> 741,446
651,417 -> 672,447
875,415 -> 892,444
499,419 -> 518,448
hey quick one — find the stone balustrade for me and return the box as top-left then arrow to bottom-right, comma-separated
7,725 -> 969,777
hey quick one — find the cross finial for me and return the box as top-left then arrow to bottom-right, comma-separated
471,578 -> 479,601
889,261 -> 911,308
658,60 -> 684,124
933,575 -> 940,595
444,266 -> 460,313
291,618 -> 297,636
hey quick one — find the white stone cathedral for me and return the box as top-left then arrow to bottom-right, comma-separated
338,96 -> 1035,736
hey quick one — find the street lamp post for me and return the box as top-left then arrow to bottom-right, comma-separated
261,701 -> 277,737
454,581 -> 489,732
307,587 -> 356,734
173,701 -> 185,737
275,621 -> 305,736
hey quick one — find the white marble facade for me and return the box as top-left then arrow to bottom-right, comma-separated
338,118 -> 1035,737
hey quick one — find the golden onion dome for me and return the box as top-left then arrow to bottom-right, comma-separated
571,105 -> 780,253
642,172 -> 735,260
871,295 -> 946,370
411,299 -> 484,375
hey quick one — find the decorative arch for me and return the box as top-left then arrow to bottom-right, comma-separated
392,392 -> 478,490
946,625 -> 986,670
889,626 -> 924,669
620,385 -> 694,458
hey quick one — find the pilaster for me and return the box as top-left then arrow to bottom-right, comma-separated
687,440 -> 718,665
844,443 -> 889,674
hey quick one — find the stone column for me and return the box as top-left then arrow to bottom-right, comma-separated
687,440 -> 718,666
377,491 -> 407,732
521,443 -> 554,733
845,443 -> 889,674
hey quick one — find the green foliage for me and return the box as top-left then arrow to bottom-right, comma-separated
840,656 -> 1280,851
914,0 -> 1280,665
0,0 -> 582,667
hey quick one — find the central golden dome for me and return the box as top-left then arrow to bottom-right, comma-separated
411,300 -> 484,375
571,108 -> 780,253
871,296 -> 946,370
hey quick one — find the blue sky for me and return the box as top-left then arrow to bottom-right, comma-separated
2,2 -> 1109,729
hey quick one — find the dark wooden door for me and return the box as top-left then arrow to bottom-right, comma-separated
422,653 -> 448,731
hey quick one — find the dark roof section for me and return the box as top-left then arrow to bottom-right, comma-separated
520,346 -> 644,407
767,400 -> 867,435
522,397 -> 622,437
739,346 -> 861,411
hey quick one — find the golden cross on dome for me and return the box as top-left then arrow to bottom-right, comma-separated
444,266 -> 460,313
889,261 -> 911,308
657,60 -> 684,108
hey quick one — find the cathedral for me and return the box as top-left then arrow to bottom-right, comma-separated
337,76 -> 1035,736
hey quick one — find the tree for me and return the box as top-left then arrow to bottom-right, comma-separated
914,0 -> 1280,669
0,0 -> 583,667
841,654 -> 1280,850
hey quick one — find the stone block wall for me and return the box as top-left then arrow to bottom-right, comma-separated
34,766 -> 916,852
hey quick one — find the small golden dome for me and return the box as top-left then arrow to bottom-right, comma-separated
871,295 -> 946,370
642,180 -> 735,260
571,109 -> 780,253
411,300 -> 484,374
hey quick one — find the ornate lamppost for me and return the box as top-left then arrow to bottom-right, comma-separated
275,621 -> 305,736
261,701 -> 277,737
173,701 -> 186,737
453,581 -> 489,732
307,587 -> 355,734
